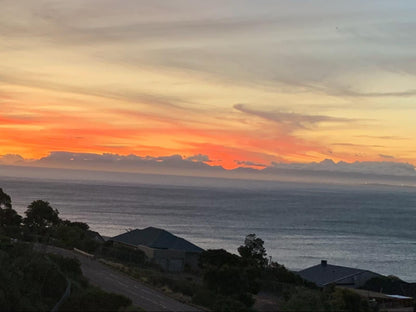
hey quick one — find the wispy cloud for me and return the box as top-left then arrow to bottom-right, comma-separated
233,104 -> 355,132
234,160 -> 266,168
0,70 -> 186,110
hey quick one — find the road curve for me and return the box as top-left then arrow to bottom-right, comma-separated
38,244 -> 200,312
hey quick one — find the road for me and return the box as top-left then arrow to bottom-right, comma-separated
37,244 -> 200,312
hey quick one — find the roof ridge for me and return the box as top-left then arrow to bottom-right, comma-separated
110,227 -> 204,252
302,263 -> 366,271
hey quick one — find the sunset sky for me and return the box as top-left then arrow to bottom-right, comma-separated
1,0 -> 416,170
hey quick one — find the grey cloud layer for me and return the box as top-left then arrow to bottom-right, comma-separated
2,0 -> 416,102
1,152 -> 415,178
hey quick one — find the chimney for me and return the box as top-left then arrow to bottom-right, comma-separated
321,260 -> 327,267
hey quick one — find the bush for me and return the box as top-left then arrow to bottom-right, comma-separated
260,262 -> 317,298
213,296 -> 253,312
281,289 -> 324,311
100,242 -> 146,266
192,288 -> 216,308
200,249 -> 261,296
362,276 -> 416,298
328,288 -> 370,312
59,286 -> 132,311
47,253 -> 83,277
50,223 -> 101,253
0,243 -> 67,311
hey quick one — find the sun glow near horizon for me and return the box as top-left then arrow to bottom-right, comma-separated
1,0 -> 416,170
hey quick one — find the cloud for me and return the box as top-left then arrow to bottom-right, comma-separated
186,154 -> 211,163
233,104 -> 354,132
0,70 -> 186,110
3,0 -> 416,97
0,154 -> 27,165
2,152 -> 416,184
234,160 -> 266,168
331,88 -> 416,98
379,154 -> 395,159
1,0 -> 416,169
332,142 -> 384,148
268,158 -> 416,176
34,151 -> 223,174
355,135 -> 408,141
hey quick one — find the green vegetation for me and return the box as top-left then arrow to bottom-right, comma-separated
238,233 -> 268,268
361,275 -> 416,298
0,189 -> 104,254
280,286 -> 371,312
50,220 -> 101,253
0,188 -> 137,311
59,286 -> 132,312
197,247 -> 260,310
100,240 -> 147,266
0,188 -> 22,237
24,200 -> 60,234
193,234 -> 377,311
0,242 -> 67,311
0,241 -> 134,311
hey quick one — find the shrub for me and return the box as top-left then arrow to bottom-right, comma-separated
192,288 -> 216,308
60,286 -> 132,311
100,242 -> 146,266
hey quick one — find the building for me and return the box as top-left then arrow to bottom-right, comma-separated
297,260 -> 381,288
110,227 -> 204,272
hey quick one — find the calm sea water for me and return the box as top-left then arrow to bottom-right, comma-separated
1,176 -> 415,282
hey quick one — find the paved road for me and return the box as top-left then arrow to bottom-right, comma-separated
38,245 -> 200,312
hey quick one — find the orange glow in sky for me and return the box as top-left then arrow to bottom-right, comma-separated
1,1 -> 416,170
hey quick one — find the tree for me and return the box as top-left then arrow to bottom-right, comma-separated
0,188 -> 12,209
199,249 -> 260,308
0,208 -> 22,228
238,233 -> 268,268
0,188 -> 22,232
24,200 -> 60,233
199,249 -> 240,269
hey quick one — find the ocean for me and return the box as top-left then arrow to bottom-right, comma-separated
0,175 -> 415,282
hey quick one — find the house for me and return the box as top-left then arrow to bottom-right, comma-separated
109,227 -> 204,272
297,260 -> 381,288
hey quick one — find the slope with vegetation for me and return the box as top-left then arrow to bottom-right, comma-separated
0,188 -> 136,311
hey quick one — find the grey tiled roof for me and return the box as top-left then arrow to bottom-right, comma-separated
298,262 -> 375,287
110,227 -> 204,253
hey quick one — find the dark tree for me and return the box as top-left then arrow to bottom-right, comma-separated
199,249 -> 240,269
199,248 -> 260,308
0,188 -> 22,231
0,207 -> 22,227
0,187 -> 12,209
24,200 -> 60,233
238,233 -> 268,268
69,221 -> 89,231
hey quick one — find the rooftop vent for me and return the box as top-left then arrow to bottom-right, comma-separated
321,260 -> 327,267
